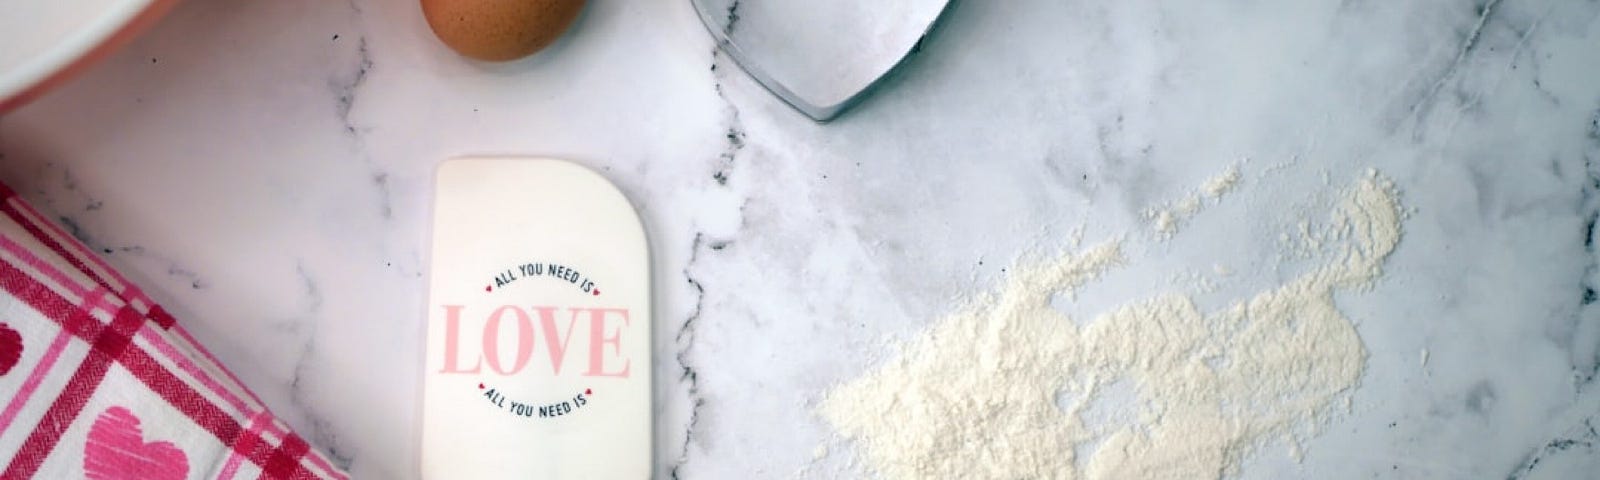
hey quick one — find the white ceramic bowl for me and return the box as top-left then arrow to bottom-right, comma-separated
0,0 -> 177,113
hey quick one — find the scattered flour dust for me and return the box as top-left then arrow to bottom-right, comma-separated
819,171 -> 1404,479
1146,162 -> 1243,236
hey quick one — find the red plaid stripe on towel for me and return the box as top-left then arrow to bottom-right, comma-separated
0,184 -> 347,479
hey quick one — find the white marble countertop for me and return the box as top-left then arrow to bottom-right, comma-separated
3,0 -> 1599,478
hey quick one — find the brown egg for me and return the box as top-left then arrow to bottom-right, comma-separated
421,0 -> 586,62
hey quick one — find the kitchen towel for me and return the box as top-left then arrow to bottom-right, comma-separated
0,183 -> 347,479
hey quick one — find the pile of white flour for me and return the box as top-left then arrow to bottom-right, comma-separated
819,171 -> 1403,479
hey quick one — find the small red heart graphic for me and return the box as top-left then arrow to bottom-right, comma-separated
478,383 -> 485,389
0,323 -> 20,376
585,388 -> 592,395
484,285 -> 492,292
85,406 -> 189,480
592,289 -> 600,296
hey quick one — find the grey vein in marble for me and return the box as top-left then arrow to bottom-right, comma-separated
285,263 -> 356,470
670,233 -> 708,480
1511,393 -> 1600,479
1405,0 -> 1504,130
668,47 -> 754,479
329,36 -> 393,221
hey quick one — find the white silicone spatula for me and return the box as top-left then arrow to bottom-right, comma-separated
421,157 -> 651,479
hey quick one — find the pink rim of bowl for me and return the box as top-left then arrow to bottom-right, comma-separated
0,0 -> 180,114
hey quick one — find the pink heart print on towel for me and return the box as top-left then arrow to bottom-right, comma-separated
85,406 -> 190,480
0,322 -> 20,376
